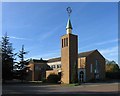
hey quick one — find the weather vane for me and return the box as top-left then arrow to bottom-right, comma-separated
66,7 -> 72,17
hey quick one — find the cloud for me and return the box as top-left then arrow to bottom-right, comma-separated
79,38 -> 118,51
40,24 -> 63,41
99,46 -> 118,63
9,36 -> 31,41
95,39 -> 118,45
100,46 -> 118,55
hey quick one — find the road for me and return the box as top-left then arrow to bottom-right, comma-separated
2,82 -> 120,96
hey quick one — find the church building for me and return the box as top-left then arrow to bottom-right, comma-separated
26,7 -> 105,84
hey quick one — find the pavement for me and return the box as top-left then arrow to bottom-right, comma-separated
2,82 -> 120,96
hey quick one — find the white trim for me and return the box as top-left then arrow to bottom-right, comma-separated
47,61 -> 61,69
47,61 -> 61,66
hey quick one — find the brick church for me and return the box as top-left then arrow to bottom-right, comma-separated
26,8 -> 105,84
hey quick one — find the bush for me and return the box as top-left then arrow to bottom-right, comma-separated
47,74 -> 60,83
42,78 -> 47,83
106,72 -> 120,79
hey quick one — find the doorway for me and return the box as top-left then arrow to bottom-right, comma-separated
79,71 -> 84,82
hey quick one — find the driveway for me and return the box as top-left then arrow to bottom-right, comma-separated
2,82 -> 120,96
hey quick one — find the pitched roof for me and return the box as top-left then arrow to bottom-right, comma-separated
48,57 -> 61,63
30,50 -> 98,63
47,50 -> 97,62
78,50 -> 97,57
30,58 -> 48,63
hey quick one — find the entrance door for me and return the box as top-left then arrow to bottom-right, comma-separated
79,71 -> 84,82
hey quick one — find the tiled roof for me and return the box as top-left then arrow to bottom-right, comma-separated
30,50 -> 98,63
47,50 -> 97,62
48,57 -> 61,63
30,59 -> 48,63
78,50 -> 97,57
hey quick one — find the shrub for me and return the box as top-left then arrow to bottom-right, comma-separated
47,74 -> 59,83
106,72 -> 120,79
42,78 -> 47,83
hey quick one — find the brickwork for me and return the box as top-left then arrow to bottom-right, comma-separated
61,33 -> 78,84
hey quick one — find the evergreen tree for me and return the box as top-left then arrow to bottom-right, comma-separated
1,33 -> 15,81
18,45 -> 28,68
17,45 -> 29,82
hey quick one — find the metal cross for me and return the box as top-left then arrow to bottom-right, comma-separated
66,7 -> 72,17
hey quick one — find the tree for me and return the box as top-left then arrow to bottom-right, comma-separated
1,33 -> 16,81
105,60 -> 120,79
106,60 -> 119,72
18,45 -> 28,64
16,45 -> 29,82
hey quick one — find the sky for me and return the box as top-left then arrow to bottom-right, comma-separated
2,2 -> 118,64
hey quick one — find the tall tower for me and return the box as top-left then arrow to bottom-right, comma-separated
61,7 -> 78,84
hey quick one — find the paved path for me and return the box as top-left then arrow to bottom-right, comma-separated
2,82 -> 120,95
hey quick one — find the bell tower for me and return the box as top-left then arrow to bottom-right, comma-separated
61,7 -> 78,84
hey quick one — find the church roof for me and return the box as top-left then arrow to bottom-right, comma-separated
48,57 -> 61,63
47,50 -> 97,62
78,50 -> 97,57
30,50 -> 99,63
30,58 -> 48,63
66,18 -> 72,29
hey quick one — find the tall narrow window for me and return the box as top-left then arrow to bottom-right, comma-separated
90,64 -> 92,73
95,59 -> 98,73
64,38 -> 66,47
62,39 -> 63,48
66,38 -> 68,46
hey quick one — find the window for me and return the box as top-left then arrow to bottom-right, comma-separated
57,64 -> 61,68
95,59 -> 99,73
62,39 -> 63,48
51,65 -> 56,69
64,38 -> 66,47
66,38 -> 68,46
62,38 -> 68,48
90,64 -> 92,73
